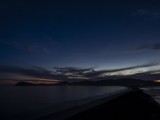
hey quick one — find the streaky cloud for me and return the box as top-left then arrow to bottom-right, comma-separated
0,62 -> 159,83
136,43 -> 160,51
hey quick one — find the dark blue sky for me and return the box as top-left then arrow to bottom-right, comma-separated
1,0 -> 160,84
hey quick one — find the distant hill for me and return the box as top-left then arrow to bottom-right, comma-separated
15,78 -> 160,87
16,82 -> 34,86
55,78 -> 160,87
15,82 -> 56,86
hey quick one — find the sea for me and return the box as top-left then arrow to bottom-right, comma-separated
0,86 -> 127,120
0,86 -> 159,120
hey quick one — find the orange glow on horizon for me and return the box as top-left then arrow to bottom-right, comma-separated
154,80 -> 160,83
30,81 -> 60,84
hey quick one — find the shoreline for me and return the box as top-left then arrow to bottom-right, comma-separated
35,87 -> 160,120
68,87 -> 160,120
0,86 -> 127,120
34,88 -> 131,120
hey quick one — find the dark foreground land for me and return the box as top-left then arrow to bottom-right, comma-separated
68,88 -> 160,120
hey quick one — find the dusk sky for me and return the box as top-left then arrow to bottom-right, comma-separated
1,0 -> 160,85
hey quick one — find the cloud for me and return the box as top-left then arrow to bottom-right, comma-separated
114,70 -> 160,80
0,62 -> 159,84
136,43 -> 160,51
54,67 -> 93,74
151,43 -> 160,50
133,9 -> 160,20
99,63 -> 158,73
0,66 -> 91,82
81,63 -> 159,80
0,66 -> 64,80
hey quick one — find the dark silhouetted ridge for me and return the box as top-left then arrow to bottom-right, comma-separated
15,82 -> 34,86
15,78 -> 160,87
15,82 -> 57,86
55,78 -> 160,87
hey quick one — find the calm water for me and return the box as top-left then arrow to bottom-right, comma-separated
0,86 -> 126,120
